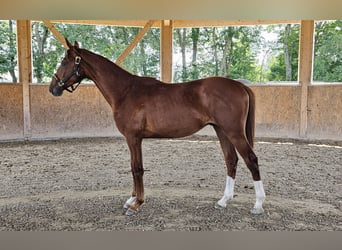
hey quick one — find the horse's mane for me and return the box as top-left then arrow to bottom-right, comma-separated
80,48 -> 134,77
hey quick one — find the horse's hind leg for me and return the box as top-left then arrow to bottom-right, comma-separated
229,133 -> 266,214
214,126 -> 238,209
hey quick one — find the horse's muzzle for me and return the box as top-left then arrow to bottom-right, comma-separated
49,84 -> 63,97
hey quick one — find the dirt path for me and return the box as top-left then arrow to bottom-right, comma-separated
0,137 -> 341,230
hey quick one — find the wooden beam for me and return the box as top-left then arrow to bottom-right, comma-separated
49,19 -> 300,28
173,20 -> 300,27
298,20 -> 314,138
17,20 -> 32,140
115,20 -> 156,65
50,20 -> 155,28
43,20 -> 68,49
160,20 -> 173,83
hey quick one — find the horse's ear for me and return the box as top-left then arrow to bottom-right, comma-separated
64,38 -> 80,52
65,38 -> 72,49
74,41 -> 80,49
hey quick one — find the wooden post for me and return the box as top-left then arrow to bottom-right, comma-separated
298,20 -> 314,138
160,20 -> 173,83
17,20 -> 32,140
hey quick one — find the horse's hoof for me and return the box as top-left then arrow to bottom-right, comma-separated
125,208 -> 138,216
122,208 -> 128,215
214,203 -> 226,209
250,207 -> 264,215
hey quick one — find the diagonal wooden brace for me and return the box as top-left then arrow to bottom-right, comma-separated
115,20 -> 156,65
42,20 -> 68,49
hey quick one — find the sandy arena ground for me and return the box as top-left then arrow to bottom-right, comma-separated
0,136 -> 341,231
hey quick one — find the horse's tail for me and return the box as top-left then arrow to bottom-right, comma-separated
244,85 -> 255,148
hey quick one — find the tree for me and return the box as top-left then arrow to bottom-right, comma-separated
268,21 -> 341,83
219,27 -> 234,76
119,27 -> 160,78
175,28 -> 188,81
268,24 -> 299,81
2,21 -> 340,84
227,26 -> 262,81
32,22 -> 49,83
29,23 -> 161,83
283,24 -> 293,81
0,20 -> 17,82
191,28 -> 200,79
313,20 -> 342,82
173,26 -> 262,83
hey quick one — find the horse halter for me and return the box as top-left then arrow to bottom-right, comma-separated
53,56 -> 82,93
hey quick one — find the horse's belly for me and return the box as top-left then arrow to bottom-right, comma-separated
144,113 -> 206,138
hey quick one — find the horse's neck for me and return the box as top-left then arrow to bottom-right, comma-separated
82,50 -> 133,108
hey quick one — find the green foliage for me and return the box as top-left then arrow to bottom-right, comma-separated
313,20 -> 342,82
32,22 -> 65,83
59,24 -> 161,78
122,28 -> 160,77
173,26 -> 262,83
0,20 -> 17,82
31,23 -> 160,83
267,24 -> 299,82
0,20 -> 341,84
267,21 -> 341,83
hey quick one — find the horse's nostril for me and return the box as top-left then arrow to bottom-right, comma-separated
49,86 -> 63,96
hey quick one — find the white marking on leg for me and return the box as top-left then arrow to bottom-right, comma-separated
216,176 -> 235,208
124,196 -> 136,209
251,180 -> 266,214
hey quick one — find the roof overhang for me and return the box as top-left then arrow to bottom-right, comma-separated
1,0 -> 341,20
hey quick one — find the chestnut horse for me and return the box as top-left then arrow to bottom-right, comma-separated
49,39 -> 266,216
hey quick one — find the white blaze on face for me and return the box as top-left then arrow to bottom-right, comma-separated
217,176 -> 235,208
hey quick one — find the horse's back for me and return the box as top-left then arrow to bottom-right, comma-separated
199,77 -> 250,93
132,76 -> 251,116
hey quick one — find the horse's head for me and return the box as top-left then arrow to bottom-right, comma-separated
49,38 -> 85,96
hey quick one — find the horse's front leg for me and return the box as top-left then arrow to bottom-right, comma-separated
124,136 -> 144,216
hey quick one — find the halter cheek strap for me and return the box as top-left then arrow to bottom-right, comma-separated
53,56 -> 82,93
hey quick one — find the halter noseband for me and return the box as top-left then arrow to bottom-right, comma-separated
53,56 -> 82,93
